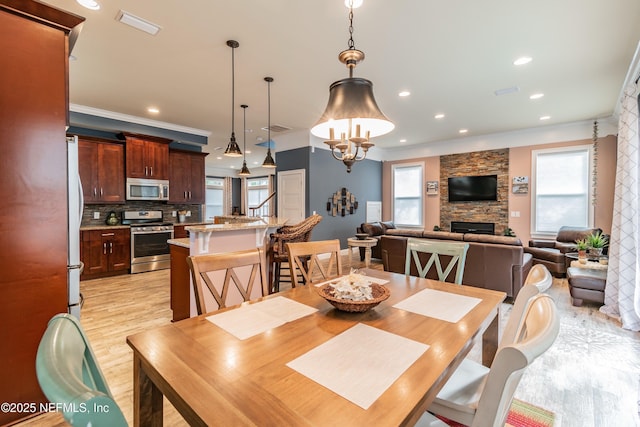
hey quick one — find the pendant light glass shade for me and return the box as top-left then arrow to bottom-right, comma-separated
311,1 -> 393,172
224,40 -> 242,157
262,76 -> 277,168
238,104 -> 251,176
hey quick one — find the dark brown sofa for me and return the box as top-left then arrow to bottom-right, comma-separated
524,226 -> 601,277
356,221 -> 397,260
380,231 -> 532,298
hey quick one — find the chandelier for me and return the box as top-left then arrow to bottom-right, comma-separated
310,0 -> 394,172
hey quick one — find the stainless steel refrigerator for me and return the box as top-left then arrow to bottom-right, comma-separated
67,136 -> 83,318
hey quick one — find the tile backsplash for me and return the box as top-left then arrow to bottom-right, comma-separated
81,202 -> 203,226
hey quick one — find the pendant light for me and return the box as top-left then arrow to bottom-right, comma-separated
238,104 -> 251,176
262,76 -> 276,168
224,40 -> 242,157
310,0 -> 393,172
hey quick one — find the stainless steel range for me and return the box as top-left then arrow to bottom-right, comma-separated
122,210 -> 174,274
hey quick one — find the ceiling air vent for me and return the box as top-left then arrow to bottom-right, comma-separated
116,10 -> 161,36
261,124 -> 291,133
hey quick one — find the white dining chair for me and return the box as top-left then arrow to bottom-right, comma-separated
405,238 -> 469,284
524,264 -> 553,292
417,294 -> 560,427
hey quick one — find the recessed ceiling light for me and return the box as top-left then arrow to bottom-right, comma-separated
245,150 -> 252,154
434,113 -> 445,119
513,56 -> 532,66
399,139 -> 407,143
539,115 -> 551,121
216,156 -> 222,160
77,0 -> 100,10
253,161 -> 259,165
398,91 -> 411,97
459,129 -> 468,134
529,93 -> 544,100
147,107 -> 159,114
115,10 -> 161,36
345,0 -> 363,8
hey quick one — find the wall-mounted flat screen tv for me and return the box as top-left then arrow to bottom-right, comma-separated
448,175 -> 498,202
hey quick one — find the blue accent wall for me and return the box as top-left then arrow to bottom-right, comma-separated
277,146 -> 382,247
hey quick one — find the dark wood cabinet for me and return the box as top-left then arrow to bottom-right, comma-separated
78,137 -> 125,204
169,149 -> 208,204
123,134 -> 170,180
0,2 -> 84,424
81,229 -> 130,280
173,224 -> 188,238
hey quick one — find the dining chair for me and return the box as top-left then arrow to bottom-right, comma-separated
524,264 -> 553,292
36,313 -> 127,427
286,239 -> 342,287
187,248 -> 268,314
268,214 -> 323,293
405,237 -> 469,284
417,294 -> 560,427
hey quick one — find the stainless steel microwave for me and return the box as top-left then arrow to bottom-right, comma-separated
126,178 -> 169,201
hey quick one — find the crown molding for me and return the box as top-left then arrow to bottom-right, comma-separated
69,104 -> 212,137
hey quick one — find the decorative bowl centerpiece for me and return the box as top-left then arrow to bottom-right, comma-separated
355,233 -> 369,240
315,272 -> 390,312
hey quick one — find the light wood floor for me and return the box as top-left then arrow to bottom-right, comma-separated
17,256 -> 640,427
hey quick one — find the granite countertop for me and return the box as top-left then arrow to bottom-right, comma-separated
186,217 -> 287,233
80,224 -> 131,231
167,238 -> 190,248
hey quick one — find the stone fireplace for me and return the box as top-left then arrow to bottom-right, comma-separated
439,149 -> 509,235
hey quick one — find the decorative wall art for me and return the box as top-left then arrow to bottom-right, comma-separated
512,176 -> 529,194
327,188 -> 359,217
426,181 -> 439,195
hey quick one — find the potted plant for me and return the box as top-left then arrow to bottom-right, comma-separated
575,238 -> 589,263
586,231 -> 608,257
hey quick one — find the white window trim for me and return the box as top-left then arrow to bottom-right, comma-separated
391,162 -> 424,228
530,144 -> 594,240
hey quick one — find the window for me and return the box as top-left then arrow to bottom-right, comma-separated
392,164 -> 423,227
531,146 -> 592,235
246,177 -> 270,217
205,177 -> 224,218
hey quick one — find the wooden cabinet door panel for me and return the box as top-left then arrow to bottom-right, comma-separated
82,230 -> 107,276
169,151 -> 189,203
148,140 -> 169,180
125,137 -> 147,178
98,143 -> 125,202
189,154 -> 206,204
78,140 -> 99,202
109,230 -> 131,272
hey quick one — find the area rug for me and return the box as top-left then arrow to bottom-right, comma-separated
435,398 -> 555,427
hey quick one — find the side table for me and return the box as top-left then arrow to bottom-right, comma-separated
347,237 -> 378,269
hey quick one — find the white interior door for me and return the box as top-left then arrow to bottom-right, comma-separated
277,169 -> 305,224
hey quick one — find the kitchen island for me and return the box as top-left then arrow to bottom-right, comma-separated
168,217 -> 286,321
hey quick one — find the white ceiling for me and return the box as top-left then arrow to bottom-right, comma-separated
48,0 -> 640,173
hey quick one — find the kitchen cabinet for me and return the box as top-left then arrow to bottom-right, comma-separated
173,224 -> 188,238
169,149 -> 208,204
81,229 -> 131,280
78,137 -> 125,203
123,133 -> 171,180
0,2 -> 84,424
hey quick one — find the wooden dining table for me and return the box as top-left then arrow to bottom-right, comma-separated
127,269 -> 506,426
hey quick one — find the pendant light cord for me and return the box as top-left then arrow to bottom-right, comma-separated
347,2 -> 355,50
267,79 -> 271,152
231,45 -> 235,135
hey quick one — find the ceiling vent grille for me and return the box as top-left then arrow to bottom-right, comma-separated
261,124 -> 291,133
116,10 -> 161,36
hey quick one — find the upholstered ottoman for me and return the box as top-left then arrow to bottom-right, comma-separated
566,267 -> 607,307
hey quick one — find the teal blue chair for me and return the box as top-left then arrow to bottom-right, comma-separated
405,238 -> 470,284
36,313 -> 127,427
